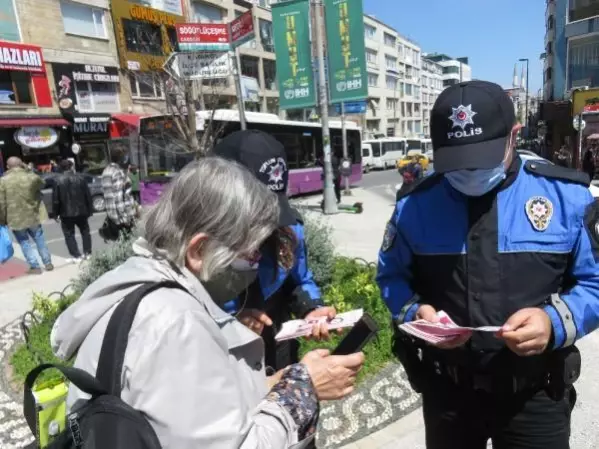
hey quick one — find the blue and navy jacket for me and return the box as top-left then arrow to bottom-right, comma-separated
223,221 -> 323,318
377,157 -> 599,367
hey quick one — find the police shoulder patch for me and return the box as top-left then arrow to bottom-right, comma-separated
584,201 -> 599,263
525,196 -> 554,231
524,161 -> 590,186
381,221 -> 397,252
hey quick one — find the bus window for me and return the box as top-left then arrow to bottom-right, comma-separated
407,140 -> 421,151
371,142 -> 381,157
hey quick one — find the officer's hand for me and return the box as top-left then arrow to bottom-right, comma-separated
238,309 -> 272,335
304,307 -> 342,340
499,308 -> 552,356
415,305 -> 472,349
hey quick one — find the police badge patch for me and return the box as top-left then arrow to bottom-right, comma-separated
525,196 -> 554,231
382,221 -> 397,252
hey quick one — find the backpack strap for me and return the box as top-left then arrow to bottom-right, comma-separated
96,281 -> 188,396
23,363 -> 107,436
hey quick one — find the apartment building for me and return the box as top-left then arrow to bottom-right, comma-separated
363,15 -> 422,139
425,53 -> 472,87
420,56 -> 443,136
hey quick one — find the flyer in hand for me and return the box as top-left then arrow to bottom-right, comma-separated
399,311 -> 501,344
275,309 -> 364,341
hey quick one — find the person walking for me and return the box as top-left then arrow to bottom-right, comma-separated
331,152 -> 342,203
0,157 -> 53,274
53,160 -> 93,262
378,81 -> 598,449
101,148 -> 136,238
583,147 -> 596,181
128,164 -> 141,204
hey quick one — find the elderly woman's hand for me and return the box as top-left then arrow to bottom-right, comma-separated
238,309 -> 272,335
301,349 -> 364,400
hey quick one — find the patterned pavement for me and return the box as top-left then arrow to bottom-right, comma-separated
0,315 -> 421,449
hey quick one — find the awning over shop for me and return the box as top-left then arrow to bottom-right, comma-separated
0,117 -> 69,128
111,114 -> 143,128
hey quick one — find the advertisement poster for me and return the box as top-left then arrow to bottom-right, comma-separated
272,0 -> 316,110
324,0 -> 368,104
176,23 -> 231,51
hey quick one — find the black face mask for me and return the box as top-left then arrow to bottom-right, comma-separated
202,267 -> 259,307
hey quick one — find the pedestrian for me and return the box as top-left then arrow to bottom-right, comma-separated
101,148 -> 136,238
555,145 -> 570,167
378,80 -> 597,449
52,159 -> 93,262
213,130 -> 336,371
331,152 -> 342,203
128,164 -> 141,204
583,147 -> 596,181
0,157 -> 53,274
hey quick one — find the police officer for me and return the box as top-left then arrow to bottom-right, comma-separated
377,80 -> 598,449
213,130 -> 336,372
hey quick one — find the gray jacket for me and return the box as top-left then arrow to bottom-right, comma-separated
51,238 -> 313,449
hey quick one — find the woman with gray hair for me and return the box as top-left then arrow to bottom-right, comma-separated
50,157 -> 363,449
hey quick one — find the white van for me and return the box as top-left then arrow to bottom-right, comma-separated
362,138 -> 407,169
420,138 -> 433,161
361,141 -> 384,172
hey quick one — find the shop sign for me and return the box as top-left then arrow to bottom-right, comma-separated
573,88 -> 599,115
53,63 -> 120,114
230,10 -> 255,48
15,127 -> 59,149
0,41 -> 45,73
129,4 -> 177,26
176,23 -> 231,51
165,51 -> 231,80
73,115 -> 111,137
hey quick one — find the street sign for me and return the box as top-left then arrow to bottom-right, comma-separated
230,10 -> 255,48
334,100 -> 367,114
573,116 -> 587,131
164,52 -> 232,80
176,24 -> 231,51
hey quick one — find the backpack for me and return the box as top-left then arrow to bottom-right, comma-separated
23,281 -> 186,449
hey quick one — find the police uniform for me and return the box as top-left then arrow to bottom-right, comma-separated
377,81 -> 598,449
213,130 -> 324,372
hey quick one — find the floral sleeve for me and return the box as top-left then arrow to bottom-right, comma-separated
266,363 -> 319,440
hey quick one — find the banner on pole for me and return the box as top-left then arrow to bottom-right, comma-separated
272,0 -> 316,110
324,0 -> 368,104
230,10 -> 255,48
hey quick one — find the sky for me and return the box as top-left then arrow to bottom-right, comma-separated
363,0 -> 546,93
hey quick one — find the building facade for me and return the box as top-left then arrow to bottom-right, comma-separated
424,53 -> 472,88
362,15 -> 423,139
420,56 -> 443,137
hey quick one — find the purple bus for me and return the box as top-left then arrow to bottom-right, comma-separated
138,111 -> 363,205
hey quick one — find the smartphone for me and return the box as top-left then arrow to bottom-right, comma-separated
331,313 -> 379,356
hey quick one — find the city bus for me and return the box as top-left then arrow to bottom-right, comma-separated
139,110 -> 362,196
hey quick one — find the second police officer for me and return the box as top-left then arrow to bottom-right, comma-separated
377,80 -> 599,449
213,130 -> 336,373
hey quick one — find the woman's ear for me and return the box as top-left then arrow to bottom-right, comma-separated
185,233 -> 207,274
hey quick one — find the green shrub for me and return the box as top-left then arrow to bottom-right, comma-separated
73,233 -> 135,294
300,258 -> 393,382
303,214 -> 336,287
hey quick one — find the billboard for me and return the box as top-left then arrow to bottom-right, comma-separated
176,24 -> 230,51
272,0 -> 316,110
324,0 -> 368,103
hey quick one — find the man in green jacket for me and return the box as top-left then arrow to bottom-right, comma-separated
0,157 -> 53,274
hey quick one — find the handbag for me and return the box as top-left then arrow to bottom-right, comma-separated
0,225 -> 14,264
98,217 -> 120,242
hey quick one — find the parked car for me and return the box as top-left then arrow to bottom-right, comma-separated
396,150 -> 430,172
40,173 -> 105,217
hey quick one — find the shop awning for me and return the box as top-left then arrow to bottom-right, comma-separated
111,113 -> 143,128
0,117 -> 69,128
587,133 -> 599,140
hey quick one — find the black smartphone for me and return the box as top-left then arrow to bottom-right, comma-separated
332,313 -> 379,356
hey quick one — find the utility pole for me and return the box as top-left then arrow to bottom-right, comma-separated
519,58 -> 529,139
229,27 -> 247,130
314,0 -> 337,214
341,101 -> 351,195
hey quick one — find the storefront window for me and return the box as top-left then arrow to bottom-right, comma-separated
0,71 -> 33,105
122,19 -> 163,55
75,81 -> 119,113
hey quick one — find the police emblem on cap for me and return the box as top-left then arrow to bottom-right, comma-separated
259,157 -> 287,192
449,104 -> 477,130
381,221 -> 397,252
525,196 -> 554,232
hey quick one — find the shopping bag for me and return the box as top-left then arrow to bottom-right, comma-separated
0,225 -> 14,264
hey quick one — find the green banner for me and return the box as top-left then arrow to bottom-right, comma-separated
272,0 -> 316,110
324,0 -> 368,104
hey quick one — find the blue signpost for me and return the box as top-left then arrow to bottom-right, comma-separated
334,100 -> 367,115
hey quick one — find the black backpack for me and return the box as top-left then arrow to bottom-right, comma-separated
23,281 -> 186,449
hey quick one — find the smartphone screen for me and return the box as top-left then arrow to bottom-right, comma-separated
332,313 -> 379,356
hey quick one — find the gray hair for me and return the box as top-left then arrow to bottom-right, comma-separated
143,157 -> 279,280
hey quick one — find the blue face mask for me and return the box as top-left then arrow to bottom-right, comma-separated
445,163 -> 507,197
